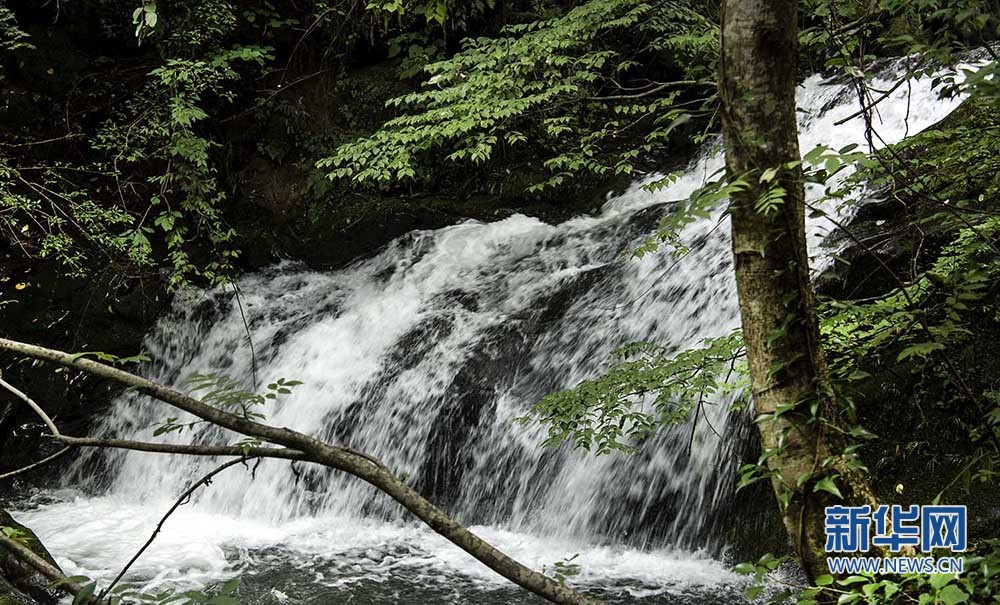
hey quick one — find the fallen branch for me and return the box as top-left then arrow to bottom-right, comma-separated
0,337 -> 601,605
53,435 -> 306,461
0,532 -> 84,596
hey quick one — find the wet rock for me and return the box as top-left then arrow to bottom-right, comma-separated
0,510 -> 61,605
0,578 -> 34,605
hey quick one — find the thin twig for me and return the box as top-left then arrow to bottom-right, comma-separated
832,75 -> 911,126
226,277 -> 258,389
0,132 -> 84,148
588,80 -> 713,101
0,372 -> 61,436
0,446 -> 73,481
96,457 -> 251,601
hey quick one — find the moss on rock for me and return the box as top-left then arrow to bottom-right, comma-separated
0,510 -> 60,604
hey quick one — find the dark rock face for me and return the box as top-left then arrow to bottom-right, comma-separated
0,257 -> 166,481
0,575 -> 33,605
225,59 -> 627,272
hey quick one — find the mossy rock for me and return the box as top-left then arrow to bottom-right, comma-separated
0,576 -> 33,605
0,510 -> 60,604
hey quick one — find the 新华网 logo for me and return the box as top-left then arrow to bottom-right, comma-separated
823,504 -> 967,575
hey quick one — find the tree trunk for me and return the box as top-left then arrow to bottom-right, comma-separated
718,0 -> 879,581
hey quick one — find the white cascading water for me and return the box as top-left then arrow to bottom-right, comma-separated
14,65 -> 966,602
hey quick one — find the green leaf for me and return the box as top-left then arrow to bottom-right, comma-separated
847,369 -> 871,382
882,581 -> 898,598
220,579 -> 239,596
814,476 -> 843,499
48,576 -> 91,589
937,584 -> 969,605
929,573 -> 953,589
73,583 -> 96,605
896,341 -> 946,362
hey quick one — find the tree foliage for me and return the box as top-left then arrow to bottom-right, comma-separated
0,2 -> 277,287
527,332 -> 747,453
0,0 -> 523,287
319,0 -> 719,191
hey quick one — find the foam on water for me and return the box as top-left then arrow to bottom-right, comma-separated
18,493 -> 740,601
11,61 -> 970,602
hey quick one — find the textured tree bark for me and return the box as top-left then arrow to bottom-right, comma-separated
718,0 -> 880,582
0,337 -> 600,605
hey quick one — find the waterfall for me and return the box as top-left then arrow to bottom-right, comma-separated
13,65 -> 965,602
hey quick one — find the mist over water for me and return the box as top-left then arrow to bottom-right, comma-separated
13,64 -> 965,603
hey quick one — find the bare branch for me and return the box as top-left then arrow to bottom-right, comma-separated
53,435 -> 307,461
0,446 -> 73,481
0,337 -> 601,605
0,339 -> 383,469
588,79 -> 714,101
0,532 -> 84,596
833,76 -> 911,126
0,371 -> 61,436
